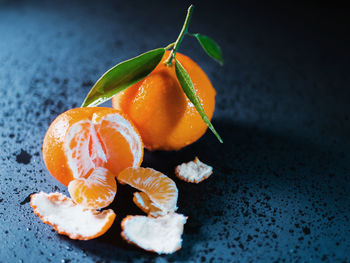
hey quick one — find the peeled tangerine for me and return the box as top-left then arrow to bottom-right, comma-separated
30,192 -> 115,240
121,213 -> 187,254
42,107 -> 143,209
175,157 -> 213,183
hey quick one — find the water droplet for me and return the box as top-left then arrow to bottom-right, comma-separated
20,193 -> 35,205
16,149 -> 32,164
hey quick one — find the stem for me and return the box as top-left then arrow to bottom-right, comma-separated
164,5 -> 194,66
164,42 -> 175,50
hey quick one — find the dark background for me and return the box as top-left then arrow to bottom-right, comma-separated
0,0 -> 349,262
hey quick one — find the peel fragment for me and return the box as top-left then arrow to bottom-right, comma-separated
30,192 -> 115,240
121,213 -> 187,254
175,157 -> 213,183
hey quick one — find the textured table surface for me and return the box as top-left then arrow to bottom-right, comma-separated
0,1 -> 349,262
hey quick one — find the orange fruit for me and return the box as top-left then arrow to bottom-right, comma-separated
31,192 -> 116,240
112,50 -> 216,151
118,167 -> 178,215
42,107 -> 143,187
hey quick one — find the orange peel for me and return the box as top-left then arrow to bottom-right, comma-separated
121,213 -> 187,254
175,157 -> 213,183
30,192 -> 116,240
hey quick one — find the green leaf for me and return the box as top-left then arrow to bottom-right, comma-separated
174,58 -> 223,143
190,33 -> 224,65
82,48 -> 165,107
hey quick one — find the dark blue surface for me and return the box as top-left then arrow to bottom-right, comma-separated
0,1 -> 349,262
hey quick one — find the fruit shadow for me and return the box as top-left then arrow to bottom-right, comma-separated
66,118 -> 349,261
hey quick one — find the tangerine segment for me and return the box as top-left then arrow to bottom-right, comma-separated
133,192 -> 164,217
118,167 -> 178,214
112,51 -> 216,151
65,120 -> 99,180
95,113 -> 143,177
121,213 -> 187,254
30,192 -> 116,240
68,167 -> 117,209
43,107 -> 143,186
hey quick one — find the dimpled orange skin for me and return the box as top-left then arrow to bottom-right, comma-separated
112,51 -> 216,151
42,107 -> 143,187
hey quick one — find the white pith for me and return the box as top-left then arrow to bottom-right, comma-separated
121,213 -> 187,254
31,192 -> 115,239
90,114 -> 108,163
175,157 -> 213,183
65,113 -> 142,179
65,120 -> 94,179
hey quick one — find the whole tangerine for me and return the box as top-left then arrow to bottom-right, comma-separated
112,50 -> 216,151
